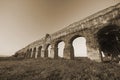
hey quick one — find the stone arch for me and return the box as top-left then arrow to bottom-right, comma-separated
25,49 -> 29,58
69,35 -> 81,43
68,35 -> 87,58
44,44 -> 51,58
54,40 -> 65,58
73,37 -> 87,57
97,24 -> 120,62
32,47 -> 36,58
27,49 -> 31,58
37,46 -> 42,58
48,45 -> 51,58
29,48 -> 32,58
24,50 -> 28,58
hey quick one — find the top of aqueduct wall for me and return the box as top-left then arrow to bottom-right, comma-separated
16,3 -> 120,54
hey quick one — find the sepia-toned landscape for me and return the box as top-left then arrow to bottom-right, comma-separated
0,0 -> 120,80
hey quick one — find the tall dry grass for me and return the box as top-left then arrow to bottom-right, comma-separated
0,57 -> 120,80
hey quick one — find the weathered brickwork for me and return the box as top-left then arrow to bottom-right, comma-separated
14,3 -> 120,62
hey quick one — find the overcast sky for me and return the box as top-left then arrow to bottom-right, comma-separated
0,0 -> 119,56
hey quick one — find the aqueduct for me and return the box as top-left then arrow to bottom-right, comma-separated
14,3 -> 120,62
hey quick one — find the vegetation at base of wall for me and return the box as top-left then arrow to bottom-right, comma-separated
0,57 -> 120,80
0,57 -> 24,61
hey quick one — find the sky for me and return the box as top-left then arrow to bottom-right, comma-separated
0,0 -> 119,56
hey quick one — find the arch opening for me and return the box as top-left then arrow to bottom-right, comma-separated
55,40 -> 65,58
26,49 -> 29,57
30,48 -> 32,58
37,46 -> 42,58
48,45 -> 51,58
58,41 -> 65,58
71,36 -> 87,58
45,44 -> 51,58
32,47 -> 36,58
97,24 -> 120,62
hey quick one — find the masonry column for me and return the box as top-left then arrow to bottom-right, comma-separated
41,48 -> 45,58
25,52 -> 28,58
26,50 -> 29,58
30,49 -> 33,58
28,50 -> 31,58
86,35 -> 102,62
50,44 -> 58,59
63,41 -> 74,59
32,50 -> 36,58
44,48 -> 48,58
24,52 -> 27,58
35,49 -> 38,58
37,48 -> 41,58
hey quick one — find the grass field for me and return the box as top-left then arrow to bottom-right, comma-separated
0,57 -> 120,80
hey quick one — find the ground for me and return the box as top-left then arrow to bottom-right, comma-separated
0,57 -> 120,80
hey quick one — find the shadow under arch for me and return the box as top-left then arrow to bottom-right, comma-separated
69,35 -> 82,43
29,48 -> 32,58
26,49 -> 30,58
37,46 -> 42,58
97,24 -> 120,62
32,47 -> 36,58
45,44 -> 51,58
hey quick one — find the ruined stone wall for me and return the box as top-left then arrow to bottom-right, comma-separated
15,3 -> 120,62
